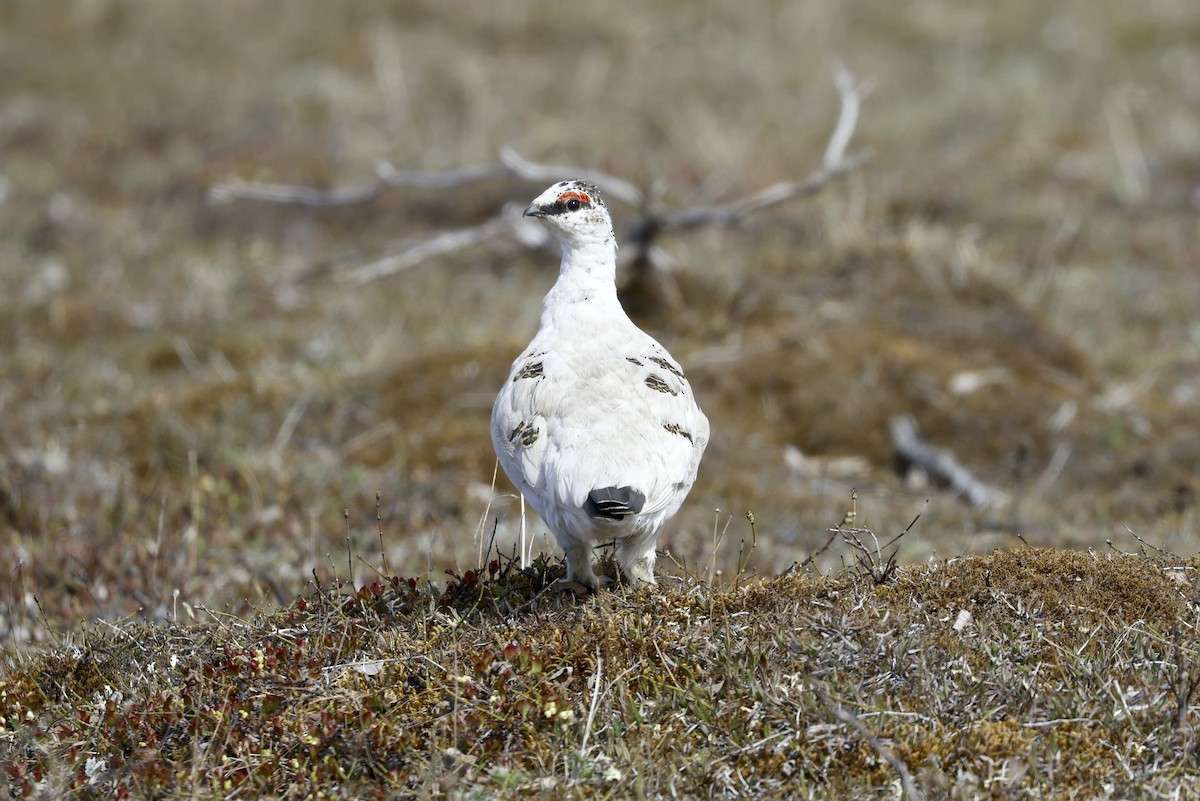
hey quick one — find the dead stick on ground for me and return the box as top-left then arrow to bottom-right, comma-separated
889,415 -> 1007,507
816,688 -> 924,801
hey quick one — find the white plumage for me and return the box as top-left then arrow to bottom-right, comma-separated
492,180 -> 709,589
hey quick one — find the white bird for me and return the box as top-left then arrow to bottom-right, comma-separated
492,180 -> 709,589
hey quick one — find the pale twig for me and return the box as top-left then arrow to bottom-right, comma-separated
376,162 -> 510,189
520,493 -> 528,571
631,62 -> 872,241
878,504 -> 926,553
1102,89 -> 1149,205
1033,442 -> 1072,497
207,162 -> 507,206
837,524 -> 900,585
477,461 -> 501,569
825,58 -> 872,169
580,648 -> 604,754
271,393 -> 310,463
889,415 -> 1008,507
207,179 -> 386,207
817,688 -> 924,801
207,152 -> 631,208
1122,524 -> 1173,558
789,526 -> 840,574
705,510 -> 733,586
208,66 -> 872,285
341,213 -> 522,286
643,152 -> 872,234
498,147 -> 644,206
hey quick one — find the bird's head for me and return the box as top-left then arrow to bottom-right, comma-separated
523,180 -> 614,249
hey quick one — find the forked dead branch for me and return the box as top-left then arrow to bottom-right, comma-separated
207,64 -> 872,286
889,415 -> 1009,508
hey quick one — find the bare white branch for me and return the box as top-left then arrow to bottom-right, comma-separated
825,59 -> 873,169
818,688 -> 925,801
376,162 -> 509,189
207,179 -> 386,207
889,415 -> 1009,508
497,147 -> 644,206
207,66 -> 873,284
342,211 -> 517,287
208,164 -> 508,206
651,150 -> 872,233
637,63 -> 872,237
207,153 -> 637,208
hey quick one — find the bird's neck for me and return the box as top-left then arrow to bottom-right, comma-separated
541,236 -> 622,313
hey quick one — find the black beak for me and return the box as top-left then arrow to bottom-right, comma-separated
523,203 -> 544,218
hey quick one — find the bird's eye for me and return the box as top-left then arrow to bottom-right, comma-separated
566,198 -> 582,211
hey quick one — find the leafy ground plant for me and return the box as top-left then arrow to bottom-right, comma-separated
3,544 -> 1198,800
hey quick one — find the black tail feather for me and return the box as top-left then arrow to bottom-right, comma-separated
584,486 -> 646,521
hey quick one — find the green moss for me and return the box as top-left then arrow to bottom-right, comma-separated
3,548 -> 1198,798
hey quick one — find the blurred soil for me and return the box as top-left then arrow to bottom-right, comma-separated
1,0 -> 1197,647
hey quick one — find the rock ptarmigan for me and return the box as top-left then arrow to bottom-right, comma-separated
491,180 -> 709,589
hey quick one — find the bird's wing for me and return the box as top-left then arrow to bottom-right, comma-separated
491,347 -> 553,504
493,332 -> 707,519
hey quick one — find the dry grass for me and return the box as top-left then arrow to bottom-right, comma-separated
2,0 -> 1199,797
3,546 -> 1198,799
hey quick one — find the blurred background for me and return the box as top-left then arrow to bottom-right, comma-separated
2,0 -> 1198,647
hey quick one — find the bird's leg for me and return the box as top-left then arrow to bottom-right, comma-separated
563,539 -> 605,590
616,533 -> 657,587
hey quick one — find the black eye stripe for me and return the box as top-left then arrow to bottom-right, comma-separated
543,198 -> 589,216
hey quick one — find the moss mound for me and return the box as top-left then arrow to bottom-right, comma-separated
3,547 -> 1198,799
